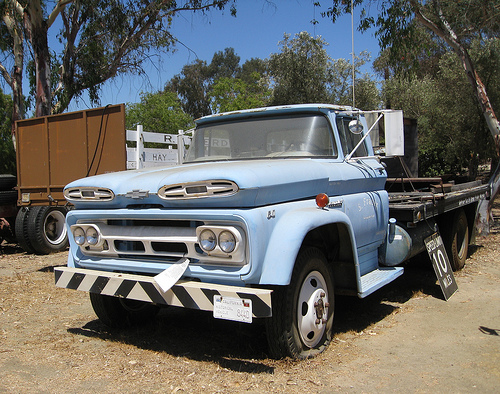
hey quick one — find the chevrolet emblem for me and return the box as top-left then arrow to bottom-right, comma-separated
125,189 -> 149,199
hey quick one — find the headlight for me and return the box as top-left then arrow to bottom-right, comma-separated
219,230 -> 236,253
199,229 -> 217,252
85,226 -> 100,245
73,227 -> 86,245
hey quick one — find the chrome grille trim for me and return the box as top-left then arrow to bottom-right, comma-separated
158,180 -> 238,200
64,187 -> 115,201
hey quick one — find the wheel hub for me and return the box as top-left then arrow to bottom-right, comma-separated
297,271 -> 330,348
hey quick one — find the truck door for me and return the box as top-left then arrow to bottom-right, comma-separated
333,115 -> 388,273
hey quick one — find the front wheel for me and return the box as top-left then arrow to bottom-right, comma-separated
89,293 -> 160,328
265,247 -> 334,359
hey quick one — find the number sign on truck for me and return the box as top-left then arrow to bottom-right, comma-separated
425,233 -> 458,300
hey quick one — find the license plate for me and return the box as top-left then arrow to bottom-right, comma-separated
213,295 -> 252,323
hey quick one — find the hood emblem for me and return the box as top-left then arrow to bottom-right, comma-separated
125,189 -> 150,199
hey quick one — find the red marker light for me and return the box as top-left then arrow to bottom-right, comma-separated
316,193 -> 329,208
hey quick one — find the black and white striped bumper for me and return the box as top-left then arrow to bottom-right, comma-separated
54,267 -> 273,318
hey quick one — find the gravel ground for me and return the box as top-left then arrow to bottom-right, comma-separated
1,203 -> 499,393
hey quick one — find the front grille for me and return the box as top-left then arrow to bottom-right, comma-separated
77,219 -> 247,266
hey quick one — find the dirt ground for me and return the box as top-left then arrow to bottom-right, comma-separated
1,207 -> 500,393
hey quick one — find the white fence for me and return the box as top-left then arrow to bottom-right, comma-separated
126,125 -> 192,170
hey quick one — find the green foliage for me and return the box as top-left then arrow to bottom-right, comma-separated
267,32 -> 379,109
382,39 -> 500,178
208,73 -> 272,113
329,51 -> 380,109
268,32 -> 331,105
0,88 -> 15,175
167,49 -> 270,118
126,91 -> 193,135
0,0 -> 236,118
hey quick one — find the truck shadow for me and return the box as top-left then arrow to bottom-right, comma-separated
67,256 -> 449,370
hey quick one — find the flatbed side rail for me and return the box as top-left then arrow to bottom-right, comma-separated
54,267 -> 272,318
388,183 -> 489,223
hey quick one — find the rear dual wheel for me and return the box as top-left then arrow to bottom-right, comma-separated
15,206 -> 69,254
442,208 -> 469,271
266,247 -> 334,359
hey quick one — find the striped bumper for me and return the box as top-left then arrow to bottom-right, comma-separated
54,267 -> 273,318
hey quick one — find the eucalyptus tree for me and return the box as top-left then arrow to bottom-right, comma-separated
323,0 -> 500,233
0,0 -> 235,126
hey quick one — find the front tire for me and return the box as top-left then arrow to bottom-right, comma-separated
266,247 -> 334,359
89,293 -> 160,328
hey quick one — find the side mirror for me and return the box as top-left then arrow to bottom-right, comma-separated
348,119 -> 363,134
385,110 -> 404,157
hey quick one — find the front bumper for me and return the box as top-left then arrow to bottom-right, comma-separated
54,266 -> 273,318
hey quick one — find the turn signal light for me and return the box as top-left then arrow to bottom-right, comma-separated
316,193 -> 329,208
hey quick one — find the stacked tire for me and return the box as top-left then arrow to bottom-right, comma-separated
0,174 -> 18,245
0,174 -> 17,205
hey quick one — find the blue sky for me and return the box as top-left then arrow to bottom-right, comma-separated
68,1 -> 381,111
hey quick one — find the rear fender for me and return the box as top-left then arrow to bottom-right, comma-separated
257,207 -> 358,285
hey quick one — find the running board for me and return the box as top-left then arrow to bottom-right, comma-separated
358,267 -> 404,298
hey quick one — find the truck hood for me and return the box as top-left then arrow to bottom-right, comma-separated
65,159 -> 334,209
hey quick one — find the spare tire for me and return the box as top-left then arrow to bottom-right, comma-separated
0,190 -> 17,204
27,206 -> 69,254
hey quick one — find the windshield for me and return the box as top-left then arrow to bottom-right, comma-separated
185,114 -> 337,162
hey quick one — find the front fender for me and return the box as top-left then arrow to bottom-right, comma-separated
257,207 -> 358,285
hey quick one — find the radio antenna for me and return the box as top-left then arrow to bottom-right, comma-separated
351,0 -> 355,108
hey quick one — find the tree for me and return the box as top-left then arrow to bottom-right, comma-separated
166,48 -> 266,118
126,91 -> 193,135
166,59 -> 212,119
268,32 -> 331,105
208,73 -> 271,113
382,44 -> 498,179
0,87 -> 15,174
323,0 -> 500,234
0,0 -> 235,126
329,51 -> 380,109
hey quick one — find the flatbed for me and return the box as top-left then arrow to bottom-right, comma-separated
387,179 -> 489,224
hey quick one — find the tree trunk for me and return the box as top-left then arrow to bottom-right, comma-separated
24,1 -> 52,117
33,22 -> 52,117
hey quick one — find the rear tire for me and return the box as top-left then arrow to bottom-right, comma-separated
442,209 -> 469,271
27,206 -> 68,254
15,208 -> 36,254
89,293 -> 160,328
265,247 -> 334,359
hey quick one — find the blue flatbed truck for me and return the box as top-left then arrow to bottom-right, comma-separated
54,104 -> 488,359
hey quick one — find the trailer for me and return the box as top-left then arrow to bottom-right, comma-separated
0,104 -> 127,252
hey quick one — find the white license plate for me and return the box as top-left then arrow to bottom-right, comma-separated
213,295 -> 252,323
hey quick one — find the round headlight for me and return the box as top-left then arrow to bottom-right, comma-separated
219,230 -> 236,253
199,229 -> 216,252
85,226 -> 99,246
73,227 -> 86,245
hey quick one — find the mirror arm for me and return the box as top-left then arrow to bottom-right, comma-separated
345,113 -> 383,161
